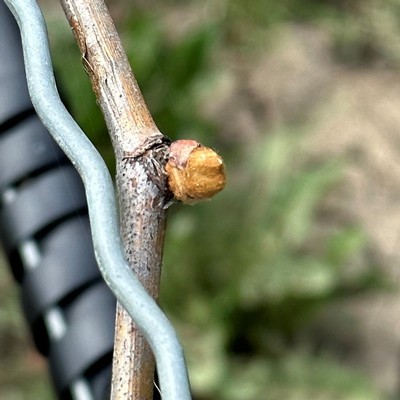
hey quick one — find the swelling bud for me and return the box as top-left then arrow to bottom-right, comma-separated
166,140 -> 226,204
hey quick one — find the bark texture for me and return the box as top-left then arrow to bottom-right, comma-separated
59,1 -> 167,398
58,1 -> 225,398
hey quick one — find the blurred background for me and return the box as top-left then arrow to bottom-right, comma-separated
2,0 -> 400,399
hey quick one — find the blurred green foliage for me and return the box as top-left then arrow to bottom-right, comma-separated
0,254 -> 53,400
330,0 -> 400,66
162,129 -> 384,399
222,0 -> 400,66
121,14 -> 219,142
2,1 -> 393,399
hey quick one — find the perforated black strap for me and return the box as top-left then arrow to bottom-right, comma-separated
22,216 -> 101,353
49,283 -> 115,394
0,166 -> 87,256
0,115 -> 67,189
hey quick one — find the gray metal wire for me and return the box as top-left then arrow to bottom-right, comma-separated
3,0 -> 191,399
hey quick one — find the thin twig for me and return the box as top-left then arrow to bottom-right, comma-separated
58,1 -> 168,399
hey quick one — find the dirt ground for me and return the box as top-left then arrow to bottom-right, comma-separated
207,23 -> 400,395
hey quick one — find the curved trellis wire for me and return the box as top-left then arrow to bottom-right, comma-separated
3,0 -> 191,399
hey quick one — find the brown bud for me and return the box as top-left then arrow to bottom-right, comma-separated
166,140 -> 226,204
